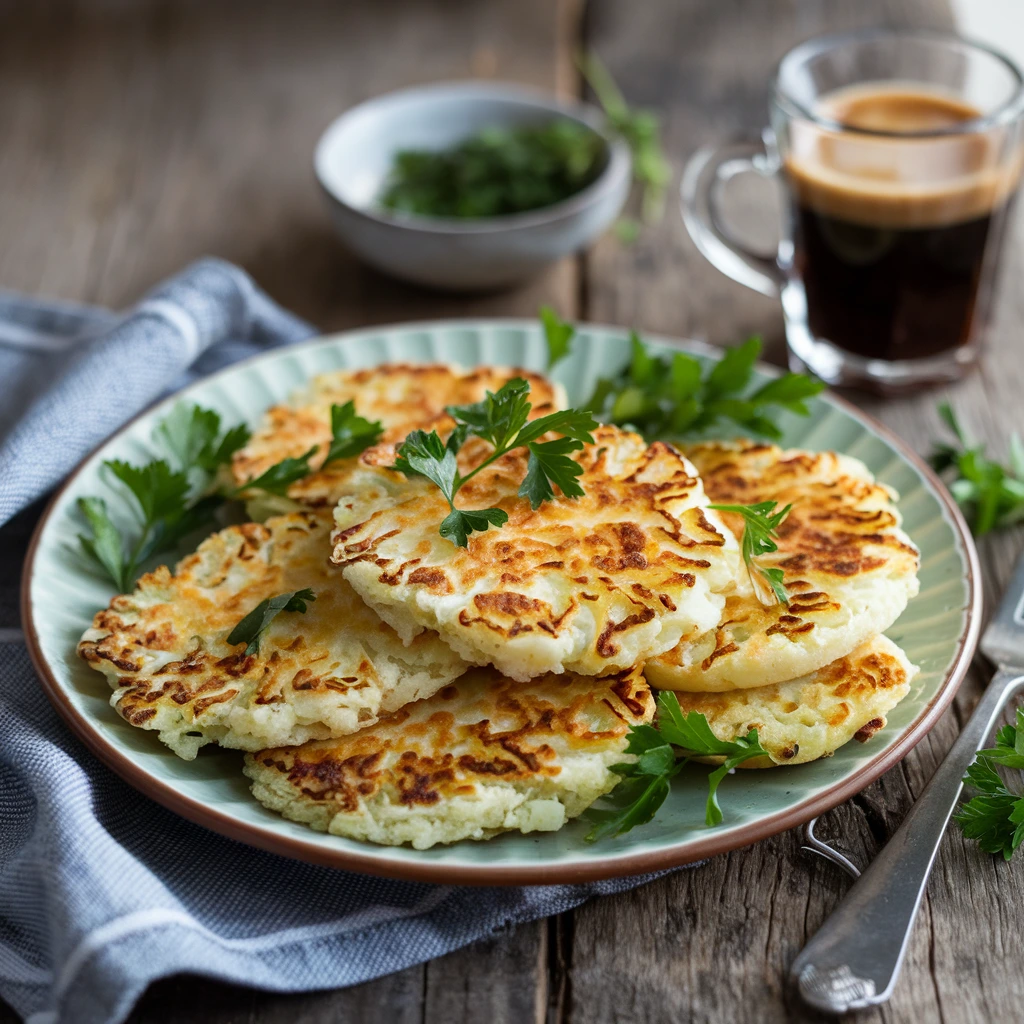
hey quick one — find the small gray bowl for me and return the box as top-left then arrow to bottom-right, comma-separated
314,81 -> 632,291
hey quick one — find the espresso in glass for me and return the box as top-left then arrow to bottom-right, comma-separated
681,31 -> 1024,391
785,84 -> 1019,365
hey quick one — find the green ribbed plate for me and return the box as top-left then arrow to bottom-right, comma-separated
24,321 -> 981,884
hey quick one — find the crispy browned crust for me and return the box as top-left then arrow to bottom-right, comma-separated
250,664 -> 653,812
647,441 -> 920,692
77,511 -> 466,755
231,364 -> 564,507
330,426 -> 739,677
671,634 -> 915,767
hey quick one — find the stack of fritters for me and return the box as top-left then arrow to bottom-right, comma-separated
649,442 -> 920,766
78,364 -> 920,849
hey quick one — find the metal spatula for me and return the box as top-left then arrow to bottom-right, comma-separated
790,549 -> 1024,1014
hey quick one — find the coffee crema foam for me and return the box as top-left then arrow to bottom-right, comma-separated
785,82 -> 1022,228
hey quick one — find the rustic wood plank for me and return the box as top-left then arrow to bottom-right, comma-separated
572,0 -> 1024,1022
0,1 -> 578,1022
0,0 -> 579,329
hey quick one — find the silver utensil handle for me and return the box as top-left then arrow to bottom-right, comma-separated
790,666 -> 1024,1014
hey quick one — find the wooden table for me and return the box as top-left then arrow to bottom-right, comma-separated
3,1 -> 1023,1021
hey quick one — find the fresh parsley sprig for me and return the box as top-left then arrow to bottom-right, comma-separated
394,378 -> 597,547
77,404 -> 248,591
579,52 -> 671,225
79,399 -> 382,591
323,401 -> 384,464
584,691 -> 769,841
226,588 -> 317,657
930,403 -> 1024,536
155,403 -> 251,477
588,333 -> 823,441
541,305 -> 575,369
709,501 -> 791,606
955,708 -> 1024,860
232,401 -> 383,497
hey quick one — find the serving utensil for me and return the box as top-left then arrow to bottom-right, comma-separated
791,547 -> 1024,1013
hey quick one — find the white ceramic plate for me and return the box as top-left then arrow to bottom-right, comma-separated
23,320 -> 981,884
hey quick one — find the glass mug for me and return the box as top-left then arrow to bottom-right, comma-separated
681,29 -> 1024,393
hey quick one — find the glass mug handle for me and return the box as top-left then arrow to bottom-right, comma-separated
680,140 -> 785,298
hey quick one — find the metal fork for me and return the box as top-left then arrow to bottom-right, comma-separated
790,550 -> 1024,1014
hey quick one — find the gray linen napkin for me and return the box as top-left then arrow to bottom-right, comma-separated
0,259 -> 658,1024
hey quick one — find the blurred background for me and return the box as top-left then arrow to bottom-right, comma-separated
0,0 -> 1016,349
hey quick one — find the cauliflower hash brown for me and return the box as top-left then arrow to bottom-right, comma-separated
331,424 -> 742,681
666,634 -> 916,768
75,358 -> 923,851
647,442 -> 920,694
231,363 -> 566,508
245,664 -> 653,849
78,511 -> 467,759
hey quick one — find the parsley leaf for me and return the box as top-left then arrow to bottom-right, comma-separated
226,588 -> 317,657
78,455 -> 220,590
447,377 -> 533,450
708,500 -> 791,606
155,403 -> 251,474
105,459 -> 191,525
584,691 -> 769,840
394,378 -> 597,547
323,401 -> 384,465
234,447 -> 318,497
541,306 -> 575,369
955,710 -> 1024,861
930,402 -> 1024,536
440,507 -> 509,548
234,402 -> 381,498
584,331 -> 823,440
520,436 -> 587,508
79,402 -> 260,591
77,497 -> 128,592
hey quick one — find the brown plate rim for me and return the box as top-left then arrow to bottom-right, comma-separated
21,320 -> 983,885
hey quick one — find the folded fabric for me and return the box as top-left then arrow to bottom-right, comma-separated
0,259 -> 660,1024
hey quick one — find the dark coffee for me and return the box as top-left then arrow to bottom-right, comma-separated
785,86 -> 1018,362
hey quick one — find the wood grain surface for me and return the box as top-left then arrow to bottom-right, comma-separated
3,1 -> 1023,1022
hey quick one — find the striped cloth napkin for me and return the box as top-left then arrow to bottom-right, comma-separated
0,258 -> 656,1024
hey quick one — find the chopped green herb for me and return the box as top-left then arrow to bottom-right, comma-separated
226,588 -> 317,657
379,120 -> 607,219
584,691 -> 770,840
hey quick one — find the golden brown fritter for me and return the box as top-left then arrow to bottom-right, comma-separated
669,634 -> 916,767
647,442 -> 920,693
231,363 -> 566,508
78,511 -> 466,758
330,426 -> 741,681
245,664 -> 654,848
